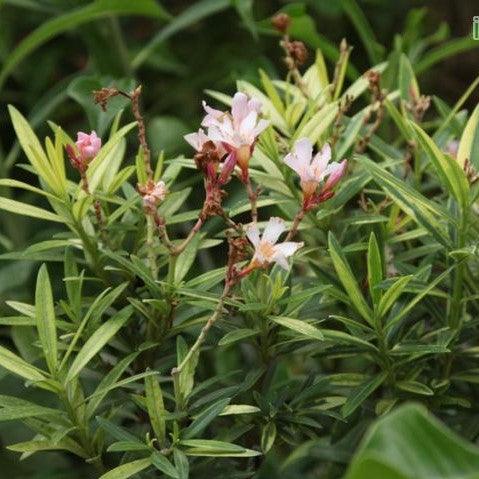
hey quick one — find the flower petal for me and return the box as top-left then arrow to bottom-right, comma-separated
262,217 -> 286,245
274,241 -> 304,257
245,222 -> 261,247
231,92 -> 250,125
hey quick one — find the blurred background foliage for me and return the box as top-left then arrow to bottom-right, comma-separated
0,0 -> 478,476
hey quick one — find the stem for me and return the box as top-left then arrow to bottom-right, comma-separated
171,281 -> 231,377
285,207 -> 305,241
246,177 -> 258,222
448,212 -> 468,330
146,215 -> 158,279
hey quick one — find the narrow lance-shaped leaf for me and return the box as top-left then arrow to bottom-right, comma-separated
35,264 -> 58,375
65,306 -> 132,382
145,374 -> 166,447
367,233 -> 383,309
328,232 -> 373,325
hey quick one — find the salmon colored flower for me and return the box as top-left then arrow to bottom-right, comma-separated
284,138 -> 347,210
244,217 -> 303,271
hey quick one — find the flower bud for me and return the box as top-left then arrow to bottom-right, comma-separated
272,13 -> 290,34
76,131 -> 101,161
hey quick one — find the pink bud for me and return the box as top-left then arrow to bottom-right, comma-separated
323,160 -> 347,191
76,131 -> 101,160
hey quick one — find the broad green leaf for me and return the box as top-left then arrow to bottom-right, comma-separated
457,103 -> 479,169
35,264 -> 58,374
65,306 -> 132,382
344,403 -> 479,479
174,449 -> 189,479
342,372 -> 388,418
99,458 -> 152,479
328,232 -> 373,324
145,374 -> 166,446
269,316 -> 324,341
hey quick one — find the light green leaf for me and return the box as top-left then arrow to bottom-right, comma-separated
269,316 -> 324,341
342,372 -> 388,418
145,374 -> 166,447
65,306 -> 132,382
344,403 -> 479,479
35,264 -> 58,374
0,345 -> 45,382
328,232 -> 373,324
99,458 -> 152,479
457,103 -> 479,169
0,197 -> 63,223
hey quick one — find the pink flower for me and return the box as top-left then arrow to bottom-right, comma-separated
75,131 -> 101,161
245,217 -> 303,270
284,138 -> 347,209
203,92 -> 269,182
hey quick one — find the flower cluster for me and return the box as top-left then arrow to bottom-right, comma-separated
185,92 -> 269,183
138,180 -> 168,213
284,138 -> 347,211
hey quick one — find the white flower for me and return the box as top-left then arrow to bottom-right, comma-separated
245,217 -> 303,270
284,138 -> 346,199
203,92 -> 269,152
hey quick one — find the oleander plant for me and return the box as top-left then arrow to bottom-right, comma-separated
1,3 -> 479,479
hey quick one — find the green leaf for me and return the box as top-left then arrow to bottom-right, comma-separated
133,0 -> 230,69
65,306 -> 131,382
344,403 -> 479,479
99,458 -> 152,479
183,398 -> 231,439
399,54 -> 420,104
410,121 -> 469,211
269,316 -> 324,341
151,452 -> 180,478
175,235 -> 201,283
358,156 -> 451,246
367,233 -> 382,307
0,0 -> 169,89
218,328 -> 258,346
457,103 -> 479,170
174,449 -> 189,479
0,197 -> 62,223
0,404 -> 61,421
396,381 -> 434,396
145,374 -> 166,447
377,276 -> 413,319
8,438 -> 87,459
178,439 -> 261,457
35,265 -> 58,375
340,0 -> 384,64
342,372 -> 388,418
415,37 -> 479,75
328,232 -> 373,324
0,345 -> 45,382
259,69 -> 284,115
